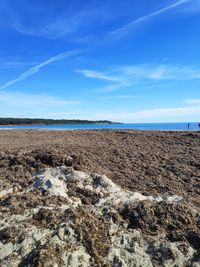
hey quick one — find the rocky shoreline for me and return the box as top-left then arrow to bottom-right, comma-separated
0,130 -> 199,266
0,166 -> 199,266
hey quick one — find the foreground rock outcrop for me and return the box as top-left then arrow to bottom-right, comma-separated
0,167 -> 199,266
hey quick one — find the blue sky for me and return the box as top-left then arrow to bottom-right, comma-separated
0,0 -> 200,122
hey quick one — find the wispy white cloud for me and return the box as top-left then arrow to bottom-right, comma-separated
116,64 -> 200,80
76,64 -> 200,94
0,60 -> 39,69
98,95 -> 141,100
94,105 -> 200,121
0,91 -> 81,107
14,18 -> 77,39
0,111 -> 81,120
0,0 -> 197,44
0,91 -> 82,119
77,68 -> 128,93
61,105 -> 200,122
76,69 -> 122,82
40,111 -> 81,119
0,50 -> 81,90
117,95 -> 141,99
109,0 -> 190,37
94,82 -> 130,93
12,8 -> 104,40
185,98 -> 200,104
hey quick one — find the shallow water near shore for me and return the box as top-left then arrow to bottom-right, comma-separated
0,122 -> 199,130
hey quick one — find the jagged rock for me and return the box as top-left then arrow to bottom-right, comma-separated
0,167 -> 199,266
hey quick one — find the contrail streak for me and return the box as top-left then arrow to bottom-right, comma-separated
0,50 -> 80,90
109,0 -> 190,37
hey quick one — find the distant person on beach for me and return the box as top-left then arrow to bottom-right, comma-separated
188,123 -> 190,130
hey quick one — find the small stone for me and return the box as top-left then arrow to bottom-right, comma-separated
57,227 -> 65,241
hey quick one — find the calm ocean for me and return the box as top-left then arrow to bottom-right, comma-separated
0,122 -> 199,131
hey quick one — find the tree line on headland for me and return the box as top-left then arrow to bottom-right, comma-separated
0,118 -> 118,125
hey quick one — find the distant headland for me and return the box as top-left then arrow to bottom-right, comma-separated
0,118 -> 121,125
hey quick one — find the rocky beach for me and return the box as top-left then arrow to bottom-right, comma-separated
0,129 -> 200,266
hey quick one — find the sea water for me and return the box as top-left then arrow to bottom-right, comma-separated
0,122 -> 199,131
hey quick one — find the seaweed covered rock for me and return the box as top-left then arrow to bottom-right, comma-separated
0,167 -> 199,266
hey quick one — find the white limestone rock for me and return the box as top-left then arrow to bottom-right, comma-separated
0,167 -> 198,267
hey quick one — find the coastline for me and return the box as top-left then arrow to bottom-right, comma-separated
0,127 -> 198,132
0,122 -> 199,131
